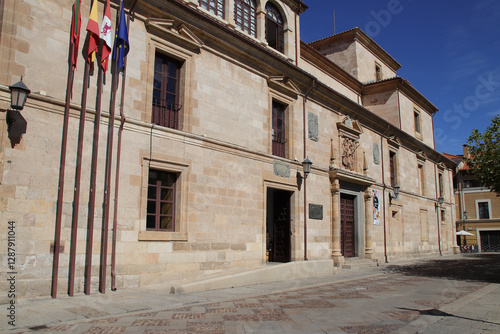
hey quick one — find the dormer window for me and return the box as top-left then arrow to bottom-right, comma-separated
234,0 -> 256,37
200,0 -> 224,18
265,2 -> 284,53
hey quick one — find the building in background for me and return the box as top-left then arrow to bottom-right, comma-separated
0,0 -> 457,299
444,146 -> 500,252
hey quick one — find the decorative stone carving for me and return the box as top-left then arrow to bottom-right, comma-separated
373,142 -> 380,165
342,137 -> 358,171
273,160 -> 290,178
308,112 -> 319,142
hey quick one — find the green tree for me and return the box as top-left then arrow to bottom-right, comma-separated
466,115 -> 500,195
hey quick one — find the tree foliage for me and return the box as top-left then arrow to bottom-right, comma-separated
466,115 -> 500,195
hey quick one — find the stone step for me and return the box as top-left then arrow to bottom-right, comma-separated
170,259 -> 338,294
342,258 -> 379,270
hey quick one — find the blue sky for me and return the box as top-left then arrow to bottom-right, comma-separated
300,0 -> 500,155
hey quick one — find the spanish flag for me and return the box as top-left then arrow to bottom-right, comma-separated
86,0 -> 99,64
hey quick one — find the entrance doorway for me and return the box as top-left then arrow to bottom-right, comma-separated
266,189 -> 292,262
340,194 -> 356,258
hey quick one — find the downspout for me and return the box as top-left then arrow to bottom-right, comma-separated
303,79 -> 316,261
434,164 -> 442,256
111,0 -> 135,291
380,125 -> 390,263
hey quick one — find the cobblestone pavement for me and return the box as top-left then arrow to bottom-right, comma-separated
6,254 -> 500,333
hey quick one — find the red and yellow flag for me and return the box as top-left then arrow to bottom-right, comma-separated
86,0 -> 100,64
100,0 -> 112,72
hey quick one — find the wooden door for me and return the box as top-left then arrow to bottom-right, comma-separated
341,195 -> 355,258
272,191 -> 291,262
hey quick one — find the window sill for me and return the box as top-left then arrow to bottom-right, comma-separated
138,231 -> 188,241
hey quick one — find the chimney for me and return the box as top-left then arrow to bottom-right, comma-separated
462,144 -> 469,159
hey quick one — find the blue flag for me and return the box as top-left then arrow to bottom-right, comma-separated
113,1 -> 129,70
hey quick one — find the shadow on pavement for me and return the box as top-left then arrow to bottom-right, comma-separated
383,253 -> 500,284
398,307 -> 500,326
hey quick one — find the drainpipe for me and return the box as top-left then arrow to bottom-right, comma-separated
434,163 -> 442,256
302,79 -> 315,261
380,126 -> 390,263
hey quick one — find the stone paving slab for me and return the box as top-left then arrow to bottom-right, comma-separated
3,254 -> 500,333
7,273 -> 499,333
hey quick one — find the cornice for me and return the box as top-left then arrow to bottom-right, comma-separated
300,41 -> 363,92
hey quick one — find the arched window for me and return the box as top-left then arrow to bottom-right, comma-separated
234,0 -> 256,37
265,2 -> 284,53
199,0 -> 224,18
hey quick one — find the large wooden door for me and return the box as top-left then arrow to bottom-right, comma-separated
270,190 -> 291,262
341,195 -> 355,258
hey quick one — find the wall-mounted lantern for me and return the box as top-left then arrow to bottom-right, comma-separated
389,184 -> 400,205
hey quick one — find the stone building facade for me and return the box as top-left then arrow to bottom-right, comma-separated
0,0 -> 457,299
445,147 -> 500,252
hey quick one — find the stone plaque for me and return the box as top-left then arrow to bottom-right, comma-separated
308,112 -> 319,142
373,142 -> 380,165
309,204 -> 323,220
273,160 -> 290,178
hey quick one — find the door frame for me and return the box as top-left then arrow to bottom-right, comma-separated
338,182 -> 365,258
264,180 -> 297,263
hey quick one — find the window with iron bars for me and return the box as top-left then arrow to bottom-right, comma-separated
152,53 -> 182,129
272,101 -> 287,158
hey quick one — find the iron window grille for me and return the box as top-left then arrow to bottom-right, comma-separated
389,151 -> 397,187
272,101 -> 287,158
153,53 -> 183,130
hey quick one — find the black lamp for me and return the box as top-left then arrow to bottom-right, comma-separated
389,184 -> 399,204
302,157 -> 313,179
297,157 -> 313,189
9,78 -> 31,110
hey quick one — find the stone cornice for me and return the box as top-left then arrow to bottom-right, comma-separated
300,41 -> 363,92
